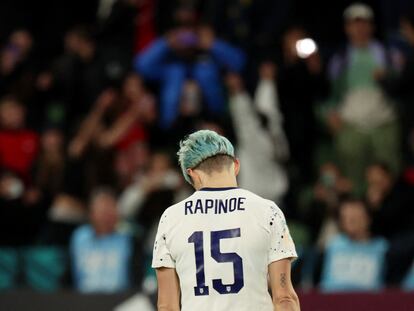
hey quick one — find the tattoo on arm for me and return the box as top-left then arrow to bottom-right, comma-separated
280,273 -> 286,288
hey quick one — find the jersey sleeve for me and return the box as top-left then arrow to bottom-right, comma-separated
267,204 -> 298,264
152,211 -> 175,269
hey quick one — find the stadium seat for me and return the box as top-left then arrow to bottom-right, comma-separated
23,247 -> 67,291
0,248 -> 19,290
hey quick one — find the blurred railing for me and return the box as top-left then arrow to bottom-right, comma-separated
298,289 -> 414,311
0,289 -> 414,311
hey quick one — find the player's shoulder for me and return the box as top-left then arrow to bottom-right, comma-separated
238,188 -> 281,211
236,188 -> 287,226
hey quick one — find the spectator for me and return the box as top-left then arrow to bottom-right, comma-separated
379,10 -> 414,165
50,26 -> 111,125
169,80 -> 203,145
327,3 -> 400,193
119,151 -> 182,228
226,70 -> 288,203
65,89 -> 117,192
201,0 -> 291,53
277,25 -> 328,185
96,0 -> 138,54
0,171 -> 26,245
386,232 -> 414,288
118,150 -> 188,290
20,128 -> 67,242
0,97 -> 42,245
29,128 -> 66,206
70,188 -> 133,293
0,96 -> 39,183
0,30 -> 34,101
301,162 -> 353,247
320,198 -> 388,292
98,73 -> 156,151
68,72 -> 156,189
365,163 -> 414,239
135,6 -> 246,128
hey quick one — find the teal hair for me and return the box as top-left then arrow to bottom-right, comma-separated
177,130 -> 235,184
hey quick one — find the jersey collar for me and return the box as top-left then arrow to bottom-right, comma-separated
199,187 -> 239,191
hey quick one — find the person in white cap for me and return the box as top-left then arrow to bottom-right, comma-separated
326,2 -> 400,193
343,2 -> 374,21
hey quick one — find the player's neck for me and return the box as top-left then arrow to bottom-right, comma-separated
195,173 -> 238,190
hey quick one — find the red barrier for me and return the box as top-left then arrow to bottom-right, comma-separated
0,289 -> 413,311
298,289 -> 414,311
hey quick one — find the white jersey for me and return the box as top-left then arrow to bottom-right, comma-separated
152,187 -> 297,311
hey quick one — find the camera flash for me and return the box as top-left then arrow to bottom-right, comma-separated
296,38 -> 318,58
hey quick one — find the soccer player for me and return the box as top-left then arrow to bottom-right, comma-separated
152,130 -> 300,311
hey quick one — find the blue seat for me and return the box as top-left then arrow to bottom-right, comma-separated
0,248 -> 19,290
23,246 -> 67,291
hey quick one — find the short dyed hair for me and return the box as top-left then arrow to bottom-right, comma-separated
177,130 -> 235,184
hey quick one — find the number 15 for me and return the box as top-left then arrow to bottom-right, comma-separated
188,228 -> 244,296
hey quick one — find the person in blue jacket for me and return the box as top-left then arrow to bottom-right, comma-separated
134,10 -> 245,129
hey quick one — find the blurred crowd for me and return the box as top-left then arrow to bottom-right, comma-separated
0,0 -> 414,294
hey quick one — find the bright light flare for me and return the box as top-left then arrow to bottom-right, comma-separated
296,38 -> 318,58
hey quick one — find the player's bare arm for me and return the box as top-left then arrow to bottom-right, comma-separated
156,267 -> 181,311
269,258 -> 300,311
